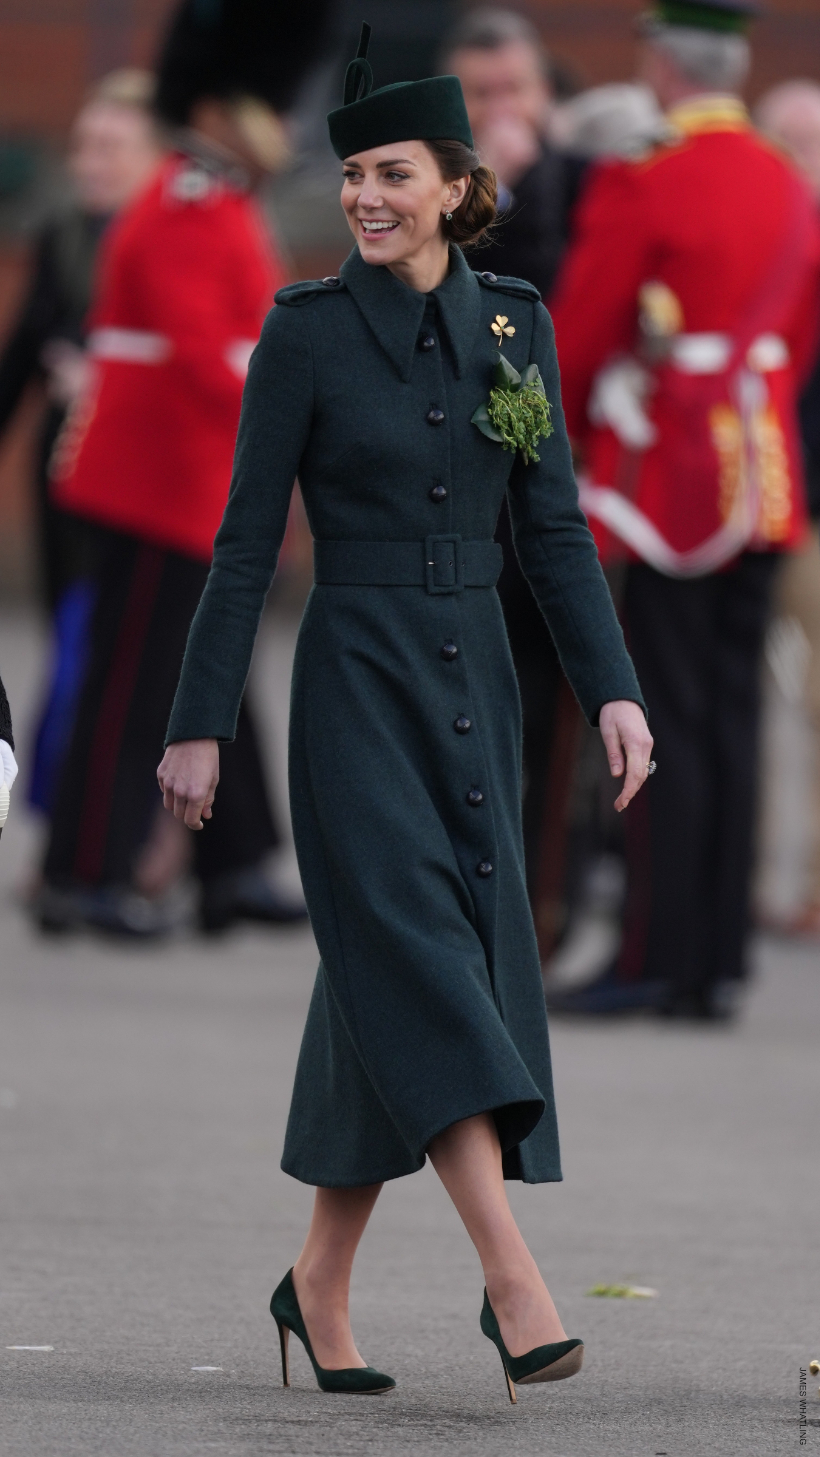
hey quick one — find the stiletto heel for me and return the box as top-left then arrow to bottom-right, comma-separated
270,1268 -> 396,1395
276,1320 -> 290,1387
480,1290 -> 584,1403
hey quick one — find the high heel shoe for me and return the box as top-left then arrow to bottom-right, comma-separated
270,1269 -> 396,1395
480,1290 -> 584,1404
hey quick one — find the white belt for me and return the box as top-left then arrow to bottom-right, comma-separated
89,328 -> 172,364
88,329 -> 258,378
670,331 -> 790,374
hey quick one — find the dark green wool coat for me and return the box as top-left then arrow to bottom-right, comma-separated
167,244 -> 644,1187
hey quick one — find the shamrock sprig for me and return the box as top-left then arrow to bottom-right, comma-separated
471,353 -> 553,465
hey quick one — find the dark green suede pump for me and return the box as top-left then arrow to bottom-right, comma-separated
480,1290 -> 584,1404
270,1269 -> 396,1395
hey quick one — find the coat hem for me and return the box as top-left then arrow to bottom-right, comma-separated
280,1093 -> 558,1188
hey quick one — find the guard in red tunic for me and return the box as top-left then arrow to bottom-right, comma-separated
548,0 -> 820,1016
38,0 -> 330,936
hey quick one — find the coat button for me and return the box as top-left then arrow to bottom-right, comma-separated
426,406 -> 445,425
467,788 -> 484,807
322,276 -> 341,287
419,333 -> 436,351
440,641 -> 458,661
476,860 -> 494,877
429,483 -> 447,502
454,715 -> 471,734
481,272 -> 498,283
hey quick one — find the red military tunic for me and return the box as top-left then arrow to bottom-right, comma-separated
551,97 -> 820,575
53,153 -> 285,561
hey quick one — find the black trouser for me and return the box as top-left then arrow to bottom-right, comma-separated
617,553 -> 778,995
44,526 -> 279,890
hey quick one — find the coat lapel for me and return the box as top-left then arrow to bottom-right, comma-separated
340,245 -> 482,382
340,248 -> 426,383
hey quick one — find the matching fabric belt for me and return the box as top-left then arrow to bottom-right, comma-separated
313,535 -> 503,594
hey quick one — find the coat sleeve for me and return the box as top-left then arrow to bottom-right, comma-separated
549,159 -> 651,442
165,302 -> 314,744
506,301 -> 645,726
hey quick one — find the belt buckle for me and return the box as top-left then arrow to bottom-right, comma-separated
425,534 -> 463,594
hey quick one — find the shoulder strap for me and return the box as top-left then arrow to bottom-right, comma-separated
475,271 -> 541,302
274,277 -> 348,308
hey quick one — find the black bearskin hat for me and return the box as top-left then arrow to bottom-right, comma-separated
156,0 -> 333,126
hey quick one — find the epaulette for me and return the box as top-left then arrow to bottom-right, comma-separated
474,271 -> 540,302
274,277 -> 348,307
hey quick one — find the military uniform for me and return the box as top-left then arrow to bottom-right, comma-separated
168,245 -> 643,1185
41,150 -> 287,908
550,95 -> 820,1010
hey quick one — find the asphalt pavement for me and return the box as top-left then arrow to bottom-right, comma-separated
0,607 -> 818,1457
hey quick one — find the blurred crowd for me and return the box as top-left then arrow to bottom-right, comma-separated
0,0 -> 819,1025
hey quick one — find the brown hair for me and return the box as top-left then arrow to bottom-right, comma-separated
424,138 -> 498,248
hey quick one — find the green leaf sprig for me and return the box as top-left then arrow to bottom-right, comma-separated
472,354 -> 554,464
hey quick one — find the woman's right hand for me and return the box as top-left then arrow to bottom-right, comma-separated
157,739 -> 219,830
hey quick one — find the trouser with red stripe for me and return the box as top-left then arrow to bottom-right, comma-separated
617,551 -> 778,994
43,526 -> 279,889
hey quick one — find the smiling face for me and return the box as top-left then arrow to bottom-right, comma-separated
341,140 -> 468,278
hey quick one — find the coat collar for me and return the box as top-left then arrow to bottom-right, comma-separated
340,244 -> 482,382
666,95 -> 749,137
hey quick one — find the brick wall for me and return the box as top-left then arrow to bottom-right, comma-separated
0,1 -> 816,141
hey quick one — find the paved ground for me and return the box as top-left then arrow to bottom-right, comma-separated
1,608 -> 819,1457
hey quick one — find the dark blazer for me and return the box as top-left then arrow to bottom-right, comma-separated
168,245 -> 643,1187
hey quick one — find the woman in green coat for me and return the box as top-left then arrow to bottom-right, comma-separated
158,28 -> 653,1403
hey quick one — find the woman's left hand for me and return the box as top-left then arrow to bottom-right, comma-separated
598,700 -> 653,813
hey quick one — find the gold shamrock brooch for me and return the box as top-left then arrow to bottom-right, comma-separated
491,314 -> 515,343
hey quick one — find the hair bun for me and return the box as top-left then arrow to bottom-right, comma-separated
424,139 -> 498,248
447,164 -> 497,247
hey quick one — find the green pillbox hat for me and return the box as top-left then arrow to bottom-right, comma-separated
328,22 -> 474,160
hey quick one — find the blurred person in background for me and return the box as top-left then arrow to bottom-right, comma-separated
555,82 -> 667,160
34,0 -> 331,939
0,70 -> 162,615
441,8 -> 582,318
0,72 -> 163,817
755,80 -> 820,934
549,0 -> 820,1019
440,9 -> 588,948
